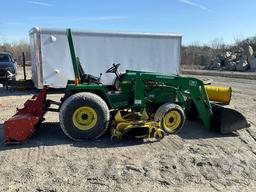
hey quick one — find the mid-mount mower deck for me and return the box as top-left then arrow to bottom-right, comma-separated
3,29 -> 250,144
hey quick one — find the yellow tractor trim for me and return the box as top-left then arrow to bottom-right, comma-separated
205,85 -> 232,105
110,110 -> 164,142
114,111 -> 126,122
72,106 -> 97,130
163,110 -> 182,132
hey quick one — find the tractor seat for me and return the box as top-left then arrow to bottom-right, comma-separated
81,74 -> 101,84
76,57 -> 101,84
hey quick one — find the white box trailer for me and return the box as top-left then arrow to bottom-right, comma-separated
29,27 -> 182,89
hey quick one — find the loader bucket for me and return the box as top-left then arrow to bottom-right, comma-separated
4,87 -> 48,143
211,104 -> 250,134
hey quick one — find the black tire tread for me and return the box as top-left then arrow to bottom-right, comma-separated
154,103 -> 185,134
59,92 -> 110,141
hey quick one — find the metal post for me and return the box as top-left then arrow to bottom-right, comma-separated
22,52 -> 27,80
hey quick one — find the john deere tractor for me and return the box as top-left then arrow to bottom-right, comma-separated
3,29 -> 249,143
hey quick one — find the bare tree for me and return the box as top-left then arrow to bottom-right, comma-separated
0,41 -> 30,65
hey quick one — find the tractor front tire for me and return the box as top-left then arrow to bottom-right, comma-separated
59,92 -> 110,141
154,103 -> 185,134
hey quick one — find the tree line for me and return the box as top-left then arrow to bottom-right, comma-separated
0,41 -> 30,65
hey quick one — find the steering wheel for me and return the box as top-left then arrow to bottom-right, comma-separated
106,63 -> 121,73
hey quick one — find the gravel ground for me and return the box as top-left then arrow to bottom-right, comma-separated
0,67 -> 255,192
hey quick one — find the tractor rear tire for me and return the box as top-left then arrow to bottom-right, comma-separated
59,92 -> 110,141
154,103 -> 185,134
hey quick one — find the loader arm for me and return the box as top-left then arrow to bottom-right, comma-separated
132,72 -> 213,130
179,77 -> 212,130
130,71 -> 248,133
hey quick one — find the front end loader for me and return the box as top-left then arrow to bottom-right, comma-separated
3,29 -> 250,143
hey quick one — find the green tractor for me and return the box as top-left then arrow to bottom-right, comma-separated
3,29 -> 249,143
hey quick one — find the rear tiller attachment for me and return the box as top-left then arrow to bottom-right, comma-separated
4,86 -> 59,143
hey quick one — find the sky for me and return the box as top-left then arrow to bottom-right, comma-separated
0,0 -> 255,45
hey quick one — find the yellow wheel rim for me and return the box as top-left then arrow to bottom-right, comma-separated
72,106 -> 97,130
163,110 -> 181,132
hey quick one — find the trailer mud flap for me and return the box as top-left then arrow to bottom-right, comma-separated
211,104 -> 250,134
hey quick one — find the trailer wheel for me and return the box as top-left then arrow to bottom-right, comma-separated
59,92 -> 110,141
154,103 -> 185,134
